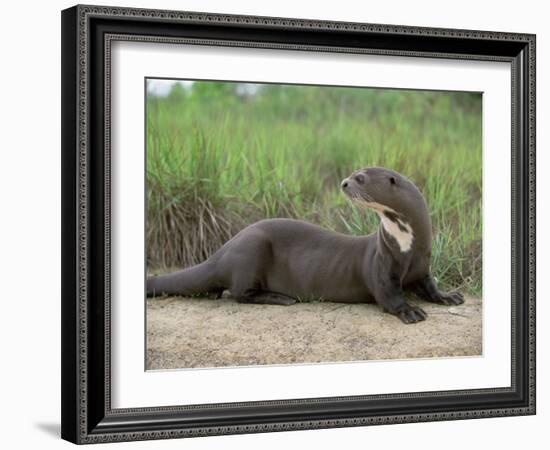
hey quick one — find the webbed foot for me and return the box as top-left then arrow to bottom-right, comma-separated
397,304 -> 427,324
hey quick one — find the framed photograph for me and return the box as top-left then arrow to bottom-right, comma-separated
61,4 -> 536,444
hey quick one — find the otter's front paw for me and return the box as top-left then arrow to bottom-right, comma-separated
397,304 -> 427,324
435,291 -> 465,306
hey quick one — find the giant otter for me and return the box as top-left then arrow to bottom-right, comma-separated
147,167 -> 464,323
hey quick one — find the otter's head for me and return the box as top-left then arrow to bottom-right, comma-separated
341,167 -> 429,252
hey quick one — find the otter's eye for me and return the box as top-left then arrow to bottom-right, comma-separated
354,173 -> 365,185
389,176 -> 396,185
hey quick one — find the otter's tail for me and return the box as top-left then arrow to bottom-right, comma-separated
146,262 -> 221,297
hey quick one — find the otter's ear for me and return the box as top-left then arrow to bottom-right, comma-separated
389,176 -> 396,185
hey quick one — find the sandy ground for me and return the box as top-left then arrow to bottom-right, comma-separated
146,294 -> 482,370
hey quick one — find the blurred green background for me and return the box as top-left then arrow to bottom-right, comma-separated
146,80 -> 482,295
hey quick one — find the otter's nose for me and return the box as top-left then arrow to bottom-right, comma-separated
341,179 -> 349,189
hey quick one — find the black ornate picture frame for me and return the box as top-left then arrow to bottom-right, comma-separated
61,4 -> 536,444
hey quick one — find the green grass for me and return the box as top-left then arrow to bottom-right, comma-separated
146,82 -> 482,295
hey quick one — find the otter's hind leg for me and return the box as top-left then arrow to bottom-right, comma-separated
221,230 -> 297,305
409,274 -> 464,306
237,291 -> 297,306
